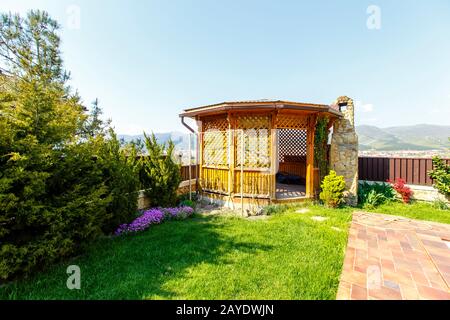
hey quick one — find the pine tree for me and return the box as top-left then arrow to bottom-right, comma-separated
82,98 -> 112,138
140,133 -> 181,207
0,10 -> 93,280
0,11 -> 139,280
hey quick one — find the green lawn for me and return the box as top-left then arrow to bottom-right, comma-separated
362,201 -> 450,225
2,201 -> 446,300
0,205 -> 352,300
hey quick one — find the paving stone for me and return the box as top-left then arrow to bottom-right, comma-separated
384,280 -> 400,291
444,240 -> 450,250
368,286 -> 403,300
337,212 -> 450,300
351,284 -> 367,300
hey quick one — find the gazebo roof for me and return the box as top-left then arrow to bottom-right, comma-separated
180,99 -> 343,118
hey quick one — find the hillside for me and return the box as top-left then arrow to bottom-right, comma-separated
356,124 -> 449,151
119,132 -> 194,151
383,124 -> 450,149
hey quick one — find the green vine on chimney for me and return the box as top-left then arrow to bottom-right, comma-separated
314,116 -> 330,189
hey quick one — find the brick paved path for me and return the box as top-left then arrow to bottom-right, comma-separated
337,212 -> 450,300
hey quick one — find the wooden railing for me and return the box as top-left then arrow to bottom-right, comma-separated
358,157 -> 449,186
180,165 -> 272,197
234,170 -> 272,197
181,156 -> 448,190
201,167 -> 229,194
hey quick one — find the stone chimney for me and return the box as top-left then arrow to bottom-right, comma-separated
329,96 -> 358,205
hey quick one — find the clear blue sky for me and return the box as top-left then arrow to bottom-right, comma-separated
3,0 -> 450,134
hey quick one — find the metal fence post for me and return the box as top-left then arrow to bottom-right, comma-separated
241,130 -> 244,216
188,133 -> 192,201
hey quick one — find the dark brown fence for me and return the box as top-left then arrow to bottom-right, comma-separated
358,157 -> 449,186
180,165 -> 199,181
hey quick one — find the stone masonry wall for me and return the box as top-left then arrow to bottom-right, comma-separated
137,180 -> 198,210
330,96 -> 359,205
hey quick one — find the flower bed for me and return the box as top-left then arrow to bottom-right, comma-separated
115,206 -> 194,235
388,178 -> 413,203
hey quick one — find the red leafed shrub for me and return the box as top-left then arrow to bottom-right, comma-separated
388,178 -> 413,203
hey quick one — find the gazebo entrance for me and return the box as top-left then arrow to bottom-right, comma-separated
275,128 -> 307,200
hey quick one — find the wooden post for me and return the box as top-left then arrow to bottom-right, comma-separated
196,118 -> 203,194
227,112 -> 234,197
270,111 -> 278,200
240,129 -> 244,216
306,114 -> 317,198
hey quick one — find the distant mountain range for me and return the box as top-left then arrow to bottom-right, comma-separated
118,124 -> 450,152
119,132 -> 194,152
119,132 -> 186,146
356,124 -> 449,151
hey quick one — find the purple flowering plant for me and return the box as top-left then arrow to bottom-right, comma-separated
115,206 -> 194,235
163,206 -> 194,220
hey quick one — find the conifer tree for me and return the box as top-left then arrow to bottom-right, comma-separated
0,11 -> 139,280
140,133 -> 181,207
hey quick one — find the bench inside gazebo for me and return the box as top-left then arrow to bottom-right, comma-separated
179,99 -> 346,209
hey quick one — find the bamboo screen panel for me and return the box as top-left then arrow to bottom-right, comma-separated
236,115 -> 271,169
278,129 -> 307,162
234,171 -> 271,197
202,117 -> 229,167
201,167 -> 229,193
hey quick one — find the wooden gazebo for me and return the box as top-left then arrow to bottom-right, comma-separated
180,100 -> 343,208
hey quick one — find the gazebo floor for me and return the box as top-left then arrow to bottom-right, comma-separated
199,183 -> 309,207
275,183 -> 306,200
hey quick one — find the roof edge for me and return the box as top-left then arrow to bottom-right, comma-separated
182,100 -> 330,112
179,100 -> 343,118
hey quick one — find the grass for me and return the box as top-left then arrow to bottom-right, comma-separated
2,199 -> 446,300
362,201 -> 450,225
0,205 -> 352,300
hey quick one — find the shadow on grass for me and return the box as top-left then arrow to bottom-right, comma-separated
1,214 -> 273,299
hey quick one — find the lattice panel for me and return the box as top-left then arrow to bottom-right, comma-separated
278,129 -> 307,162
202,116 -> 229,132
202,116 -> 229,166
236,115 -> 270,168
276,114 -> 308,129
236,114 -> 270,130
